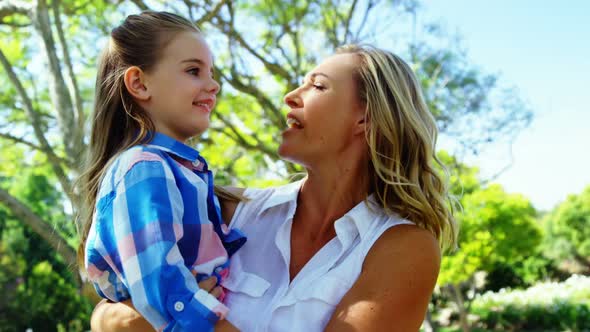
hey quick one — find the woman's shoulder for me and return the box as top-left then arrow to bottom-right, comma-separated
366,223 -> 441,277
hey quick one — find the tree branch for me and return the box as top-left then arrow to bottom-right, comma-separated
0,132 -> 74,168
195,0 -> 227,26
0,47 -> 74,202
343,0 -> 359,43
0,0 -> 31,19
0,188 -> 77,271
214,112 -> 280,160
212,16 -> 292,82
354,0 -> 378,41
32,0 -> 78,161
218,69 -> 284,128
129,0 -> 149,11
52,0 -> 86,161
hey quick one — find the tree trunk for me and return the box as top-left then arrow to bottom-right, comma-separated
0,188 -> 79,285
450,283 -> 471,332
423,305 -> 439,332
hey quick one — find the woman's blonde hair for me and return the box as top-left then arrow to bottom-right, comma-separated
76,11 -> 238,269
337,44 -> 458,251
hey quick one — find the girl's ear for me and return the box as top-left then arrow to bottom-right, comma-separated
123,66 -> 150,101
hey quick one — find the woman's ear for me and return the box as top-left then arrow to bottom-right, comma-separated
123,66 -> 150,101
353,107 -> 368,136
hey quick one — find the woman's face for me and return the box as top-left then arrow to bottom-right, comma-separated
279,53 -> 366,167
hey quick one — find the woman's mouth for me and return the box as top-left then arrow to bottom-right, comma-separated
286,116 -> 303,129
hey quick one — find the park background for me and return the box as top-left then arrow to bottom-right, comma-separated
0,0 -> 588,331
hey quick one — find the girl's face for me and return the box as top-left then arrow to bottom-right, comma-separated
141,31 -> 220,142
279,53 -> 366,167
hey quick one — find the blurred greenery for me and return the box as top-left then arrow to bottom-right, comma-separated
0,0 -> 585,331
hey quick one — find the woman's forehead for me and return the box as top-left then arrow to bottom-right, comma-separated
311,53 -> 358,78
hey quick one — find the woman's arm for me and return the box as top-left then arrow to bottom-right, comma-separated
91,299 -> 153,332
324,224 -> 441,332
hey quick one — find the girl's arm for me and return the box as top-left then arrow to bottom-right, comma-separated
324,224 -> 441,332
89,190 -> 245,332
88,158 -> 230,331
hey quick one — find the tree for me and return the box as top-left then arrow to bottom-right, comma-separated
0,0 -> 532,291
542,185 -> 590,273
436,154 -> 542,332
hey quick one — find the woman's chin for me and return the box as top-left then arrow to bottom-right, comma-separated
278,145 -> 301,164
277,144 -> 290,159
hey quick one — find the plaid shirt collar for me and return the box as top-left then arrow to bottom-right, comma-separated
146,132 -> 208,171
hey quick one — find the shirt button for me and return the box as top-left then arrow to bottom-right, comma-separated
174,301 -> 184,312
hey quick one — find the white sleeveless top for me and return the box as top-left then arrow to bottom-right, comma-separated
222,182 -> 413,332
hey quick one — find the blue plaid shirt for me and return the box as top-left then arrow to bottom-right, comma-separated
85,132 -> 246,331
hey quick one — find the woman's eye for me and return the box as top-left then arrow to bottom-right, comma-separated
313,84 -> 326,91
187,68 -> 200,76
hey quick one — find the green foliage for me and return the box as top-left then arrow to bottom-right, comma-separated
0,221 -> 91,331
471,275 -> 590,331
10,262 -> 91,332
439,179 -> 542,287
542,185 -> 590,271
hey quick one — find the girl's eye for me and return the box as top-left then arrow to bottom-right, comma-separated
187,68 -> 200,76
313,84 -> 326,91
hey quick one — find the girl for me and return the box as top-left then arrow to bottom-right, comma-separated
77,11 -> 245,332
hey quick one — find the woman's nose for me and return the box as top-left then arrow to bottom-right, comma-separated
284,89 -> 302,108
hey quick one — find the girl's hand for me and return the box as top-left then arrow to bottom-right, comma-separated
198,276 -> 224,299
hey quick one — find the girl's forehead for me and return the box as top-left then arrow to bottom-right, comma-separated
161,31 -> 213,66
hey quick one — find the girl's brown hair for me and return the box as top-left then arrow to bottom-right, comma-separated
76,11 -> 238,269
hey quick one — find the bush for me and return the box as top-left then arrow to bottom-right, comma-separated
471,275 -> 590,331
0,260 -> 92,332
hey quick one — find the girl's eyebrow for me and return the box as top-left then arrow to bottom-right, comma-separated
180,58 -> 204,65
180,58 -> 214,75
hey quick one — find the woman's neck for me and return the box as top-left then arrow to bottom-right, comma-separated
295,159 -> 369,238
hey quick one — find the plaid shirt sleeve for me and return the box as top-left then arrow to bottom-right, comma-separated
89,153 -> 227,332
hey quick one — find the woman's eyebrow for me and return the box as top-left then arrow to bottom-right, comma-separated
303,72 -> 330,83
310,72 -> 330,80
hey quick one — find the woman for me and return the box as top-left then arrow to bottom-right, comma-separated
91,44 -> 457,332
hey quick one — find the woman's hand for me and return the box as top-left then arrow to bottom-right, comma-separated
90,276 -> 227,332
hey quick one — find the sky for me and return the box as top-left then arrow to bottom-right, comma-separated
413,0 -> 590,211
